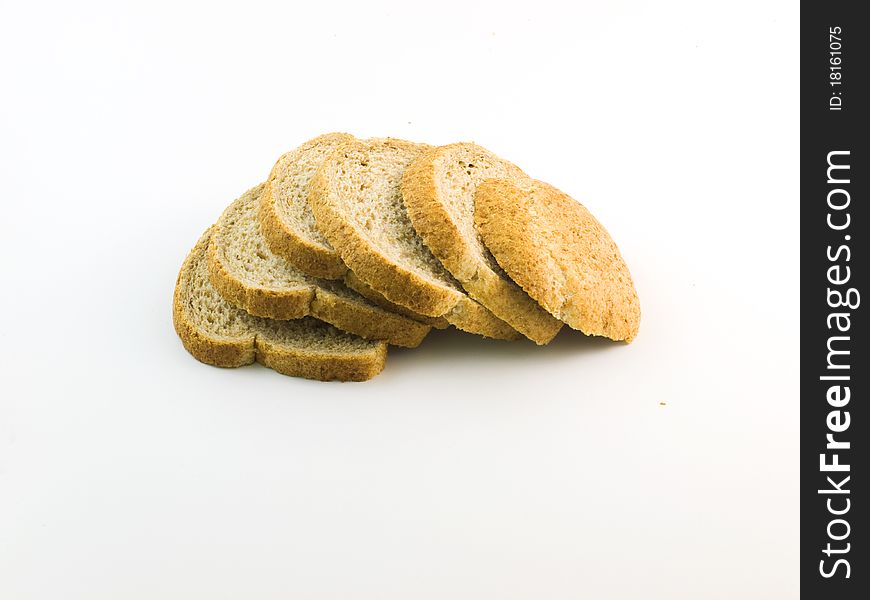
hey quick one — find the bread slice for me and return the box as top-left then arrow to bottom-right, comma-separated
309,138 -> 520,340
259,133 -> 355,279
207,184 -> 430,348
402,143 -> 563,345
174,227 -> 387,381
259,133 -> 447,330
475,178 -> 641,342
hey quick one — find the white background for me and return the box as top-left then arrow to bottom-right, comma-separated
0,1 -> 799,598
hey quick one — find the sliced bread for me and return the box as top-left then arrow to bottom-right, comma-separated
174,227 -> 387,381
309,138 -> 520,340
207,184 -> 430,348
402,143 -> 563,345
475,178 -> 641,342
260,134 -> 452,330
259,133 -> 355,279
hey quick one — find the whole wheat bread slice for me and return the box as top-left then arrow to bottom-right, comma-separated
259,133 -> 355,279
309,138 -> 520,340
260,133 -> 449,330
402,143 -> 563,345
475,178 -> 641,342
208,184 -> 430,348
174,227 -> 387,381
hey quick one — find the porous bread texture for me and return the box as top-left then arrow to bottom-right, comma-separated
260,134 -> 449,331
208,184 -> 430,348
259,133 -> 355,279
309,138 -> 454,314
309,137 -> 520,340
173,228 -> 387,381
475,178 -> 641,342
402,143 -> 563,345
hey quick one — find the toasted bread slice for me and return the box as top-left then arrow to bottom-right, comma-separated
309,138 -> 520,340
174,228 -> 387,381
402,143 -> 563,344
475,178 -> 641,342
259,133 -> 355,279
207,184 -> 430,348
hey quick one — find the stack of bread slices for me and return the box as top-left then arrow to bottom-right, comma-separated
174,134 -> 641,381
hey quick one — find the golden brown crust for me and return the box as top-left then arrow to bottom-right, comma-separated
207,232 -> 314,320
402,144 -> 563,345
455,268 -> 555,342
443,297 -> 522,341
311,288 -> 429,349
173,227 -> 387,381
308,138 -> 461,317
258,133 -> 355,280
343,271 -> 450,329
173,231 -> 258,368
475,179 -> 641,342
259,177 -> 348,280
401,148 -> 476,276
255,336 -> 386,382
402,149 -> 484,282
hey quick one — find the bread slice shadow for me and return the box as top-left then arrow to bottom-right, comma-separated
387,325 -> 620,372
211,326 -> 621,385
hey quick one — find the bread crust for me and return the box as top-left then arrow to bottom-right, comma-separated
402,144 -> 563,345
443,297 -> 522,341
342,271 -> 450,329
173,238 -> 258,368
475,179 -> 641,342
255,335 -> 386,382
308,138 -> 461,317
258,133 -> 355,280
208,186 -> 430,348
207,230 -> 314,320
173,227 -> 387,381
401,146 -> 478,278
259,180 -> 348,279
310,288 -> 429,349
342,269 -> 517,340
